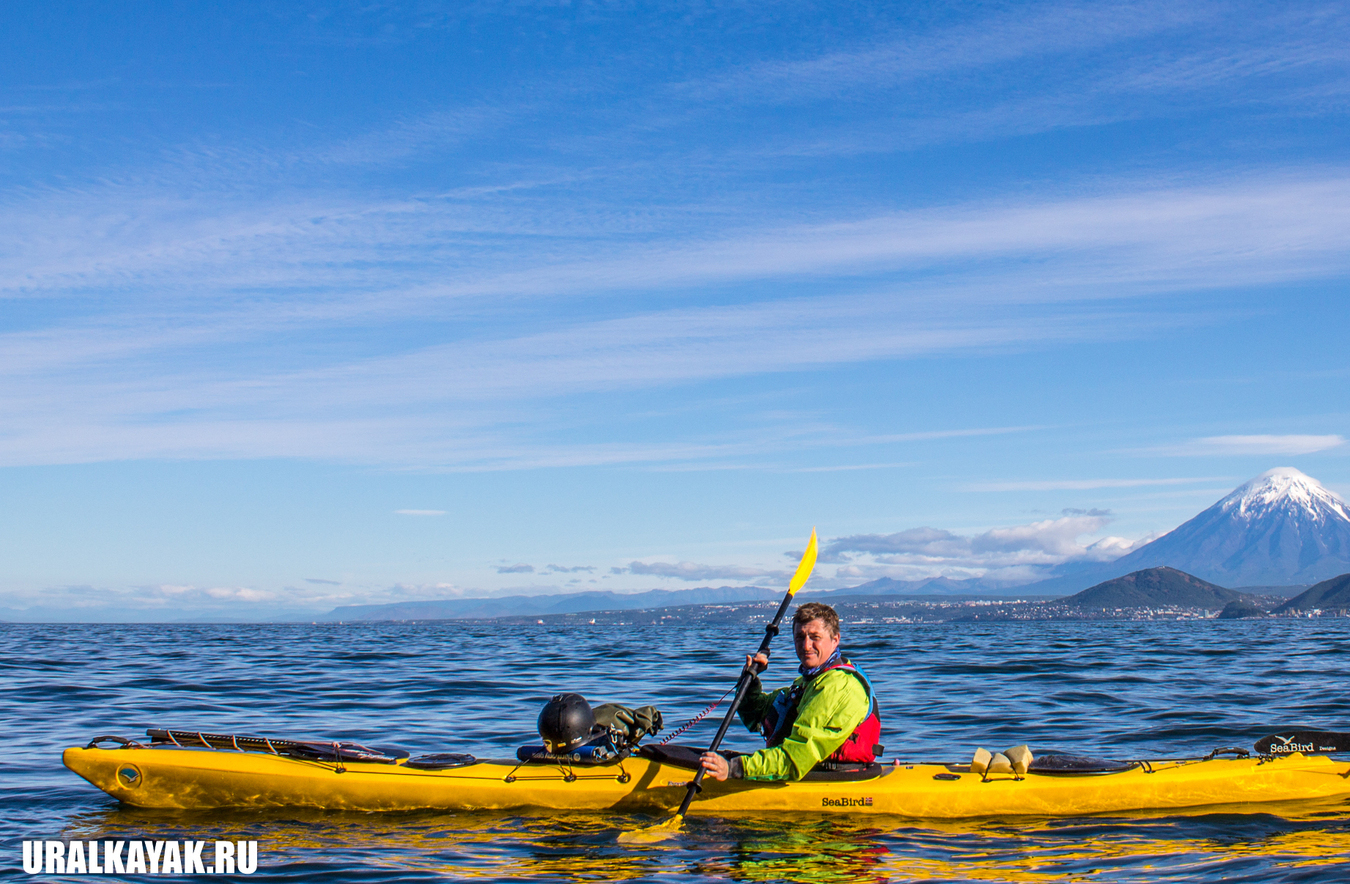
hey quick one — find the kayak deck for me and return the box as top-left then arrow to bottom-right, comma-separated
63,744 -> 1350,818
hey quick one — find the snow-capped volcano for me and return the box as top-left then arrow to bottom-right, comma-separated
1106,467 -> 1350,586
1218,467 -> 1350,523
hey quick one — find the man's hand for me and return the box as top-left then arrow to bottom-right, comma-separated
746,652 -> 769,673
700,751 -> 730,781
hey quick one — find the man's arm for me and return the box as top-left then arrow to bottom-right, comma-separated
738,670 -> 870,781
700,653 -> 780,782
736,672 -> 778,734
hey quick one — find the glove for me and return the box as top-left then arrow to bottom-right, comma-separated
593,703 -> 664,746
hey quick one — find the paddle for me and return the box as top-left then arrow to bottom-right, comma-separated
617,528 -> 819,845
1255,730 -> 1350,755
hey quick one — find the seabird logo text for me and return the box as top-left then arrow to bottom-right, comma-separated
822,796 -> 873,807
1271,736 -> 1315,754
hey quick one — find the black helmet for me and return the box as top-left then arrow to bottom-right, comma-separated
538,693 -> 600,754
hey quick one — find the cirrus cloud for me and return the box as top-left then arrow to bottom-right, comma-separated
963,476 -> 1229,491
1140,435 -> 1345,456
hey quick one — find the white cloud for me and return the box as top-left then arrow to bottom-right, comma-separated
682,1 -> 1209,103
786,462 -> 916,473
3,109 -> 1350,469
821,514 -> 1144,579
963,476 -> 1229,491
317,108 -> 505,167
669,2 -> 1349,170
1145,435 -> 1346,456
139,583 -> 284,605
1083,535 -> 1145,559
203,586 -> 276,602
6,170 -> 1349,327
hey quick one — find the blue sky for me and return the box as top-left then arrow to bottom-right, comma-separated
1,1 -> 1347,620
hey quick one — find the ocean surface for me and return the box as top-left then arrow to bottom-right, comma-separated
5,618 -> 1350,882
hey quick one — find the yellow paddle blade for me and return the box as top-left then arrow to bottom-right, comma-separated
616,814 -> 683,844
786,528 -> 818,598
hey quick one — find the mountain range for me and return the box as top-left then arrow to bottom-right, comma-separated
327,585 -> 778,621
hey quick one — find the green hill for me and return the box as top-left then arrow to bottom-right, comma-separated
1061,567 -> 1248,609
1272,573 -> 1350,614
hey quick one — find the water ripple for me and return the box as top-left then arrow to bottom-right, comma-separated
4,619 -> 1349,882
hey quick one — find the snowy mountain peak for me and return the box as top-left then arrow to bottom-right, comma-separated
1035,467 -> 1350,590
1219,467 -> 1350,524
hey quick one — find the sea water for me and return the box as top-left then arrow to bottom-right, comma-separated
4,619 -> 1349,882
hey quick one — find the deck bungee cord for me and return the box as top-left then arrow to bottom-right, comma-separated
656,684 -> 737,746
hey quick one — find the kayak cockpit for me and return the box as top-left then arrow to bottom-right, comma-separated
637,743 -> 893,782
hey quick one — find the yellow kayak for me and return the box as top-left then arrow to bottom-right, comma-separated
63,740 -> 1350,818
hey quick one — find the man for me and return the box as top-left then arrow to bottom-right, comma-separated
700,601 -> 880,782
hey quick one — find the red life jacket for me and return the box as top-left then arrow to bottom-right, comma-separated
760,656 -> 882,764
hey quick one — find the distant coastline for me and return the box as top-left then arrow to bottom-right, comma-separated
320,569 -> 1348,626
4,568 -> 1341,625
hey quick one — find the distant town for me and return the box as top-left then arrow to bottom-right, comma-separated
481,567 -> 1348,628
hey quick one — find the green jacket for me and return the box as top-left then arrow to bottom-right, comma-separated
735,667 -> 871,781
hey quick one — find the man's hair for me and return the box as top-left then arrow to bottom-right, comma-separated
793,602 -> 840,637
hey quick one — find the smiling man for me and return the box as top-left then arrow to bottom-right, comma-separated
700,602 -> 882,782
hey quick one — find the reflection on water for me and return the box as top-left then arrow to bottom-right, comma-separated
6,619 -> 1350,882
56,803 -> 1350,883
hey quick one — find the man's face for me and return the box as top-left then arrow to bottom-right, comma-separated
793,618 -> 839,669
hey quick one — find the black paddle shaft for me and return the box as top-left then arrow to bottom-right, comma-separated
1255,730 -> 1350,755
674,591 -> 797,818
